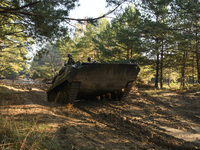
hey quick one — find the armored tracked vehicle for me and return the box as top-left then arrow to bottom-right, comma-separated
47,63 -> 140,104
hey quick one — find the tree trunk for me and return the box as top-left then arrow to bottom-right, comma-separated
181,49 -> 188,88
196,32 -> 200,83
94,50 -> 95,59
127,49 -> 129,59
192,53 -> 195,85
131,48 -> 133,58
160,40 -> 163,88
196,50 -> 200,84
168,70 -> 171,87
155,52 -> 159,88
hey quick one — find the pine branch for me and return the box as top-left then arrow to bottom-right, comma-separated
3,2 -> 122,22
0,67 -> 11,73
0,1 -> 41,13
3,31 -> 23,35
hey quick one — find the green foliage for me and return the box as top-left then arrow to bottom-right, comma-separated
74,23 -> 98,62
0,40 -> 29,78
93,6 -> 147,63
0,0 -> 79,41
30,43 -> 63,79
0,1 -> 37,78
0,0 -> 80,79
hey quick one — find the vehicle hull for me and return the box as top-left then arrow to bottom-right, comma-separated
47,63 -> 140,103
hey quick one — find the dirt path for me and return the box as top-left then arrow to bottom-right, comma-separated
0,80 -> 200,149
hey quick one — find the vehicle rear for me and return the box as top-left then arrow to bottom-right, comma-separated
47,63 -> 140,103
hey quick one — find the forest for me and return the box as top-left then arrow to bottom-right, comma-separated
0,0 -> 200,89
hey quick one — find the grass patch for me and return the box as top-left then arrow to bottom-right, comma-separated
0,86 -> 14,95
167,84 -> 200,94
136,82 -> 200,101
144,90 -> 160,96
136,81 -> 200,94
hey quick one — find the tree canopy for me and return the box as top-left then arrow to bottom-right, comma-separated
0,0 -> 122,78
1,0 -> 200,89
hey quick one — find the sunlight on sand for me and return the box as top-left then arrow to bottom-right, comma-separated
5,85 -> 44,92
160,126 -> 200,144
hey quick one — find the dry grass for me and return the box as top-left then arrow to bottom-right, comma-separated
0,115 -> 60,150
0,85 -> 60,150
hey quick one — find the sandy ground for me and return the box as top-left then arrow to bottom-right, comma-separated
0,79 -> 200,149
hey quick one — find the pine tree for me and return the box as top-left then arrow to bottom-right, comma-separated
140,0 -> 172,88
94,6 -> 145,63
